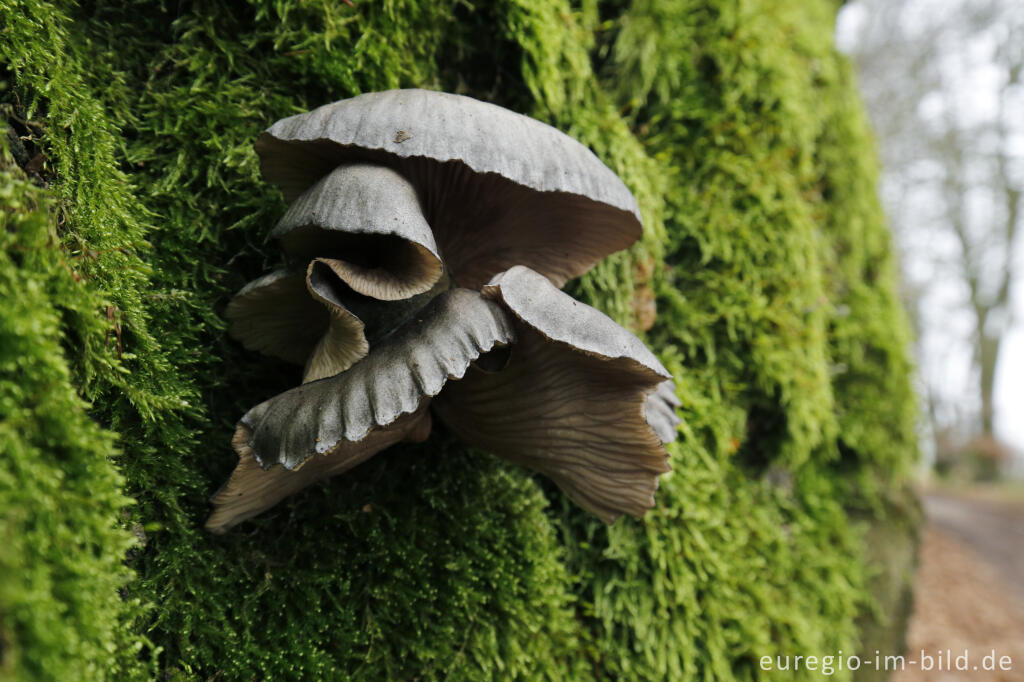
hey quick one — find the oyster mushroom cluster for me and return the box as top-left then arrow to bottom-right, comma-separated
206,89 -> 681,533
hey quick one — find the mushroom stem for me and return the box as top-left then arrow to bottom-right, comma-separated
308,259 -> 454,345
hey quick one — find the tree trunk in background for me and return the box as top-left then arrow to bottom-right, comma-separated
979,332 -> 1000,438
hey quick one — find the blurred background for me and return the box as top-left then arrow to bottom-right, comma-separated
838,0 -> 1023,480
838,2 -> 1024,678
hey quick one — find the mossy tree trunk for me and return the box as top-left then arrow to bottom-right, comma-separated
1,1 -> 919,680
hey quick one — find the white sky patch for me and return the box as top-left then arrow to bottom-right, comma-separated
837,0 -> 1024,461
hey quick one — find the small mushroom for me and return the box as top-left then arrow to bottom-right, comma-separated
275,163 -> 444,300
255,89 -> 642,289
229,163 -> 454,381
433,266 -> 673,523
206,288 -> 515,533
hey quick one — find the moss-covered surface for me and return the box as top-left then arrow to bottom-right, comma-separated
0,0 -> 918,679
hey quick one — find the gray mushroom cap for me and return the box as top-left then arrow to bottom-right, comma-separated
205,287 -> 514,533
205,407 -> 430,535
274,164 -> 444,300
236,287 -> 514,471
645,380 -> 683,444
482,266 -> 670,377
255,89 -> 643,289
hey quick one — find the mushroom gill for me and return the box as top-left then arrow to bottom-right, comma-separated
224,269 -> 328,365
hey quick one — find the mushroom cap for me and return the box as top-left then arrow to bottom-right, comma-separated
302,260 -> 370,382
645,380 -> 683,444
482,266 -> 670,378
255,89 -> 643,288
433,265 -> 674,523
205,407 -> 428,534
235,287 -> 515,471
274,164 -> 444,300
207,288 -> 510,532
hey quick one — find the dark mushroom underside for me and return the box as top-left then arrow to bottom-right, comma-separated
432,327 -> 671,523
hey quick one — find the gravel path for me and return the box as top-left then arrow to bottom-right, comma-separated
893,491 -> 1024,682
924,493 -> 1024,604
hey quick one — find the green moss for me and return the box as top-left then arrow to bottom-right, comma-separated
0,0 -> 918,679
0,155 -> 144,681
